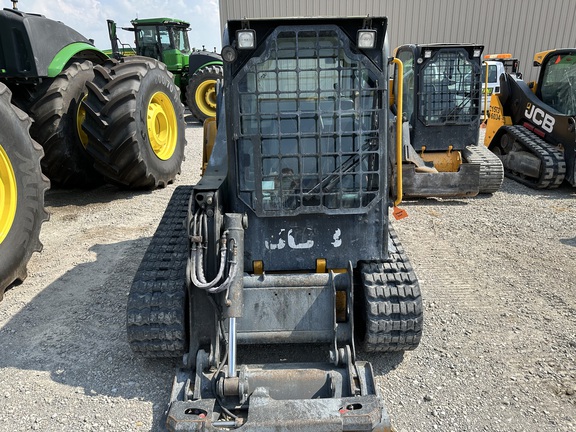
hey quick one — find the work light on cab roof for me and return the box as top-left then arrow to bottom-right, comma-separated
357,29 -> 377,49
236,29 -> 255,49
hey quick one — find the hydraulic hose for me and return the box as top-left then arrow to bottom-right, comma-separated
188,209 -> 238,293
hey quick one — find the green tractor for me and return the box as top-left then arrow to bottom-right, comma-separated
0,4 -> 186,297
107,17 -> 224,123
0,82 -> 49,300
0,6 -> 186,189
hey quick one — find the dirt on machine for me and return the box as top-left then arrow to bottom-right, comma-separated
484,48 -> 576,189
127,16 -> 423,431
392,43 -> 504,198
0,4 -> 186,297
106,17 -> 224,123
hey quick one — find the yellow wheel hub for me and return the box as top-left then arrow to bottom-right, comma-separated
76,94 -> 88,148
147,92 -> 178,160
0,144 -> 17,244
195,79 -> 217,118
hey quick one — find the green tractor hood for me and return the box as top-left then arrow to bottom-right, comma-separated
0,8 -> 107,78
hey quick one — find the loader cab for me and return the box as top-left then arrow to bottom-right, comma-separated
394,44 -> 484,152
204,17 -> 392,271
534,49 -> 576,116
131,18 -> 191,69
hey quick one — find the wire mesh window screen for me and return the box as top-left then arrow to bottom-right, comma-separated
419,51 -> 480,125
235,27 -> 383,216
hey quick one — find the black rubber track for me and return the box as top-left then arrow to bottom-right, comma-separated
357,224 -> 423,352
462,144 -> 504,194
126,185 -> 192,358
186,64 -> 223,123
25,61 -> 103,188
0,83 -> 50,300
492,125 -> 566,189
82,56 -> 186,189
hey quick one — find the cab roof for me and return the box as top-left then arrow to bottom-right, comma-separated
131,17 -> 189,27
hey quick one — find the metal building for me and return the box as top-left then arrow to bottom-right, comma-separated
218,0 -> 576,82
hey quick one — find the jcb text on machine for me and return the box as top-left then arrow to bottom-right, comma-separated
484,49 -> 576,189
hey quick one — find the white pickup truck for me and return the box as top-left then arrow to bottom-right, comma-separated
482,54 -> 522,116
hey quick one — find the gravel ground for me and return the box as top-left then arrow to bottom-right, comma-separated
0,119 -> 575,431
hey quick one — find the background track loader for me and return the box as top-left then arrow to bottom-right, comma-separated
127,16 -> 423,431
484,48 -> 576,189
392,44 -> 503,198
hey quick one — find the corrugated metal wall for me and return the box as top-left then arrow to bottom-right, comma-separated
219,0 -> 576,82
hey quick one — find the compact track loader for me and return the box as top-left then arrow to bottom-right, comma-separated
484,49 -> 576,189
128,17 -> 423,431
393,44 -> 503,197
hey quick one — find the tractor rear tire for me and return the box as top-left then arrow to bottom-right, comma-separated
27,61 -> 103,188
83,56 -> 186,189
186,64 -> 223,123
0,83 -> 50,300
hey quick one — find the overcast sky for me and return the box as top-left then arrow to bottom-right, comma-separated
4,0 -> 222,52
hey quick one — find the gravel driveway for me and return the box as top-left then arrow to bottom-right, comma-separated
0,119 -> 574,431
